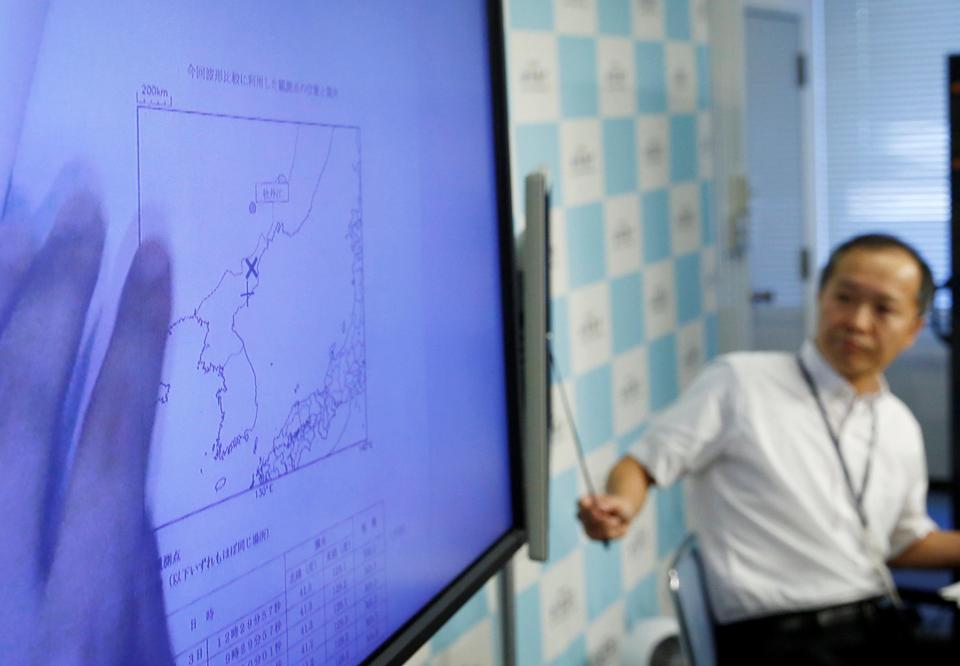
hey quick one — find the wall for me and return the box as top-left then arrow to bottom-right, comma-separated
406,1 -> 719,663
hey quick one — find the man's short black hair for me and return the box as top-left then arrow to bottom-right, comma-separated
818,233 -> 934,315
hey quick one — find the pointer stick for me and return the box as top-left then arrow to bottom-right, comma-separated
549,349 -> 610,549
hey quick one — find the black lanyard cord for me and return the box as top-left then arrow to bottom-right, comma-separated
796,356 -> 877,531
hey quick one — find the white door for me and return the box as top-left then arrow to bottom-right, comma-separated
744,9 -> 808,352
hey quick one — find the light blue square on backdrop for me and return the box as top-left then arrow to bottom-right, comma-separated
656,484 -> 687,558
701,181 -> 715,244
664,0 -> 691,40
559,37 -> 598,118
516,586 -> 544,666
698,46 -> 711,109
627,572 -> 660,627
643,190 -> 670,263
566,203 -> 606,288
549,468 -> 581,564
431,585 -> 489,652
509,0 -> 554,30
551,637 -> 588,666
515,123 -> 562,207
675,252 -> 702,325
611,272 -> 645,353
598,0 -> 631,35
551,296 -> 572,380
670,114 -> 697,182
585,540 -> 623,620
635,43 -> 667,113
603,118 -> 637,196
706,313 -> 719,360
649,333 -> 678,411
575,364 -> 614,452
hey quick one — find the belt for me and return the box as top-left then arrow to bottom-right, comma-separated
718,596 -> 892,638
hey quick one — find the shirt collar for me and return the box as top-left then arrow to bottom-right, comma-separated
799,339 -> 889,404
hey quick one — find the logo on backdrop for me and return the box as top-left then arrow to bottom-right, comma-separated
703,266 -> 716,291
672,65 -> 691,93
644,137 -> 665,166
612,218 -> 635,249
637,0 -> 660,16
590,638 -> 619,666
619,375 -> 645,406
604,61 -> 629,93
700,132 -> 711,159
676,205 -> 696,230
579,311 -> 605,344
549,585 -> 577,625
651,285 -> 670,314
520,59 -> 551,94
570,144 -> 598,177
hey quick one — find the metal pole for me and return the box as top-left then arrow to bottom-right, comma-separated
498,561 -> 517,666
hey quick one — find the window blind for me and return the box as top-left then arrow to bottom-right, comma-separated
823,0 -> 960,290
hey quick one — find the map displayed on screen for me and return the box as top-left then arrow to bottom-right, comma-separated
140,110 -> 367,525
3,2 -> 515,663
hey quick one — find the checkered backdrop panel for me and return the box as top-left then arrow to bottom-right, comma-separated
405,1 -> 718,663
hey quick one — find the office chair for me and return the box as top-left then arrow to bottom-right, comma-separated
667,534 -> 718,666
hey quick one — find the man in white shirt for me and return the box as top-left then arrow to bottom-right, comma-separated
578,234 -> 960,664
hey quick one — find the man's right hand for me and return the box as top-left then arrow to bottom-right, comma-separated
577,456 -> 654,541
577,493 -> 638,541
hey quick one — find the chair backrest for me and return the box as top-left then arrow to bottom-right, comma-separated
667,534 -> 717,666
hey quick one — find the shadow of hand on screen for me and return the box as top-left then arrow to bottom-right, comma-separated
0,193 -> 174,664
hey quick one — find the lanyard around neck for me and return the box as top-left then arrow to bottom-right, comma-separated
796,356 -> 877,530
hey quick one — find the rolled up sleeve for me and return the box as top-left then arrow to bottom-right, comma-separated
630,358 -> 736,487
888,462 -> 938,558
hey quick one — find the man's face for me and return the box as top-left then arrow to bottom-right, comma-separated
815,247 -> 924,392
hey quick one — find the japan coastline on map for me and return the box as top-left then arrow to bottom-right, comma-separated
136,107 -> 368,527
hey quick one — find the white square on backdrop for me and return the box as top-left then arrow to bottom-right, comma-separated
666,42 -> 697,114
702,246 -> 717,313
597,37 -> 635,117
698,112 -> 713,179
670,183 -> 701,256
604,193 -> 642,278
561,118 -> 604,206
540,550 -> 588,662
632,0 -> 664,40
677,319 -> 705,390
587,601 -> 626,666
432,619 -> 494,666
512,544 -> 544,594
508,32 -> 559,124
613,345 -> 650,436
643,259 -> 676,340
556,0 -> 598,35
568,281 -> 613,375
692,0 -> 710,43
636,115 -> 669,192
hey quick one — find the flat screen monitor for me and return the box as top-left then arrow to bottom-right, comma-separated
1,1 -> 523,663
